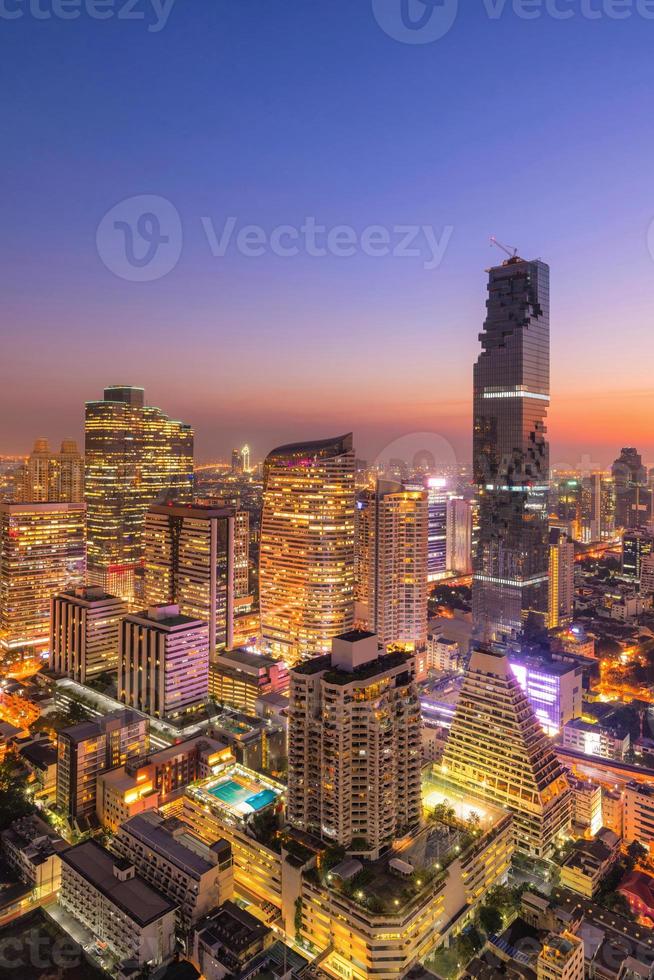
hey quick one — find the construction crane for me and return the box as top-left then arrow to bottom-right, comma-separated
490,236 -> 519,260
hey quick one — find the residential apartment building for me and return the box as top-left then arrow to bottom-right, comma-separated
119,604 -> 209,721
56,710 -> 148,828
443,647 -> 571,858
287,631 -> 422,858
210,648 -> 288,713
50,586 -> 127,682
537,932 -> 585,980
14,438 -> 84,503
355,480 -> 429,651
112,811 -> 233,931
59,840 -> 176,970
259,434 -> 355,664
0,502 -> 86,651
625,782 -> 654,850
562,718 -> 630,761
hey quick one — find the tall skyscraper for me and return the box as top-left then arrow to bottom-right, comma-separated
287,631 -> 422,858
259,434 -> 355,664
0,502 -> 86,652
446,496 -> 473,575
355,480 -> 428,650
50,586 -> 127,682
241,445 -> 251,473
548,528 -> 575,629
612,447 -> 651,530
442,647 -> 571,857
622,528 -> 653,582
119,604 -> 209,721
14,438 -> 84,503
85,386 -> 193,600
145,502 -> 242,655
472,255 -> 550,648
425,478 -> 450,581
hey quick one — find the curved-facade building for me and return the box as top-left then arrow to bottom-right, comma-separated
259,434 -> 355,663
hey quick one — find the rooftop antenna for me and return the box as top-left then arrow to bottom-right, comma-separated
490,236 -> 519,260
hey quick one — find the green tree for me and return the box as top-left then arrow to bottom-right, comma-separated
479,905 -> 503,935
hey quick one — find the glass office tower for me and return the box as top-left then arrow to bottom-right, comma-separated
472,256 -> 550,647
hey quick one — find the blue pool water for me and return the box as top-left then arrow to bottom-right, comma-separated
209,779 -> 276,812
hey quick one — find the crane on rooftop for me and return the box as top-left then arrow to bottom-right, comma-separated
490,236 -> 520,260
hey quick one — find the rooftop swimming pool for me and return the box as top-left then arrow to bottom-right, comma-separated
208,776 -> 278,815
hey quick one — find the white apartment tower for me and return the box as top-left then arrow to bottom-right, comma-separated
50,586 -> 127,682
287,631 -> 422,859
119,604 -> 209,721
355,481 -> 428,650
442,647 -> 572,858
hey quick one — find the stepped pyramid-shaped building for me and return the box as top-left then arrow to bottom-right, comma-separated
442,647 -> 571,858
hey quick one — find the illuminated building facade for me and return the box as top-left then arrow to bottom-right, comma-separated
119,604 -> 209,721
443,647 -> 571,857
426,478 -> 450,581
612,447 -> 651,529
210,648 -> 288,714
508,655 -> 582,736
145,502 -> 242,656
56,709 -> 148,825
260,434 -> 355,663
549,528 -> 575,628
355,480 -> 428,649
14,438 -> 84,503
622,528 -> 653,582
287,632 -> 422,858
446,496 -> 473,575
472,256 -> 550,647
537,932 -> 584,980
85,385 -> 193,600
0,502 -> 86,651
50,586 -> 127,682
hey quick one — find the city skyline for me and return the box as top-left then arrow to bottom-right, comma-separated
3,5 -> 654,465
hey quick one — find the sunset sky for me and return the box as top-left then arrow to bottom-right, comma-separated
2,1 -> 653,468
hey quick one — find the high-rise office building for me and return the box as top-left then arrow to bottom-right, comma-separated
288,631 -> 422,858
425,478 -> 450,581
553,478 -> 582,541
56,709 -> 148,825
259,434 -> 355,664
14,438 -> 84,503
231,448 -> 242,474
472,255 -> 550,647
0,502 -> 86,652
85,386 -> 193,600
119,604 -> 209,720
446,496 -> 473,575
50,586 -> 127,682
548,528 -> 575,629
443,646 -> 571,857
622,529 -> 654,582
355,480 -> 428,650
145,503 -> 242,655
612,448 -> 651,530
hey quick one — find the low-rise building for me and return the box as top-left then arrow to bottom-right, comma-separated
559,829 -> 620,898
59,840 -> 176,971
568,776 -> 602,837
562,718 -> 630,761
1,815 -> 68,899
112,811 -> 233,931
210,648 -> 289,714
618,871 -> 654,925
191,900 -> 273,979
537,932 -> 584,980
625,782 -> 654,851
602,788 -> 624,838
18,740 -> 57,801
426,634 -> 461,673
97,735 -> 231,832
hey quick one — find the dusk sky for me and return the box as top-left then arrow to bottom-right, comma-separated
2,0 -> 654,468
